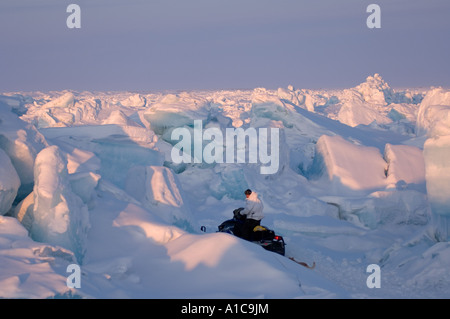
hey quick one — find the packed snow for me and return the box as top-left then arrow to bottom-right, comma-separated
1,74 -> 450,299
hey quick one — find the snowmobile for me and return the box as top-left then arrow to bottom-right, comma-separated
217,208 -> 286,256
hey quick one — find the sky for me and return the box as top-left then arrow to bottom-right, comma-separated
1,0 -> 449,92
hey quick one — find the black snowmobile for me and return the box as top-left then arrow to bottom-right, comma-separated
217,208 -> 286,256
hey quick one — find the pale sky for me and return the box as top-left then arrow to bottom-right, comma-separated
1,0 -> 449,92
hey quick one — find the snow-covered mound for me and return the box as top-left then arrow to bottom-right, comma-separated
1,75 -> 449,299
0,215 -> 79,298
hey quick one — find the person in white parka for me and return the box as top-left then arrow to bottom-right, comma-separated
239,189 -> 264,240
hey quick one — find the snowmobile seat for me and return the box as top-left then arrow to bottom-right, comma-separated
252,225 -> 275,241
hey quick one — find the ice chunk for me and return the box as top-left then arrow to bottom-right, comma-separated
42,92 -> 75,109
0,94 -> 29,116
22,92 -> 104,128
13,192 -> 34,231
0,101 -> 47,196
64,146 -> 101,175
277,87 -> 302,108
40,124 -> 162,188
416,88 -> 450,137
30,146 -> 90,263
355,74 -> 391,105
118,94 -> 146,108
143,93 -> 210,135
321,190 -> 428,229
69,172 -> 101,205
209,167 -> 249,200
251,100 -> 294,129
388,103 -> 418,123
370,190 -> 429,227
384,144 -> 425,190
308,135 -> 387,193
424,136 -> 450,217
337,89 -> 392,127
94,138 -> 163,188
0,148 -> 20,215
145,111 -> 193,135
125,166 -> 194,230
102,110 -> 140,126
331,74 -> 398,127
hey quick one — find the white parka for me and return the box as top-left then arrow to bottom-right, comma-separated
241,192 -> 264,221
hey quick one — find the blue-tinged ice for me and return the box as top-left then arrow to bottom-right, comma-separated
29,145 -> 90,263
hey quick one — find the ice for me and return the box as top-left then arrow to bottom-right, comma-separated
143,93 -> 210,136
0,148 -> 20,215
2,76 -> 450,299
69,172 -> 101,205
415,88 -> 450,240
384,143 -> 426,190
13,192 -> 34,231
0,94 -> 30,116
388,103 -> 418,123
93,138 -> 163,188
277,86 -> 313,111
41,92 -> 75,109
102,110 -> 140,127
0,101 -> 47,198
251,100 -> 294,129
355,73 -> 391,105
29,145 -> 90,263
308,135 -> 387,194
416,88 -> 450,137
307,74 -> 423,129
337,89 -> 392,127
40,124 -> 163,188
21,91 -> 103,128
124,165 -> 195,230
118,94 -> 147,108
332,74 -> 394,127
424,136 -> 450,239
209,167 -> 250,200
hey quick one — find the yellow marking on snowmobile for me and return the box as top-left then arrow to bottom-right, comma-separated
253,225 -> 267,232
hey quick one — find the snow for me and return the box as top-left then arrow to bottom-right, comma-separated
1,75 -> 450,299
0,215 -> 76,298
